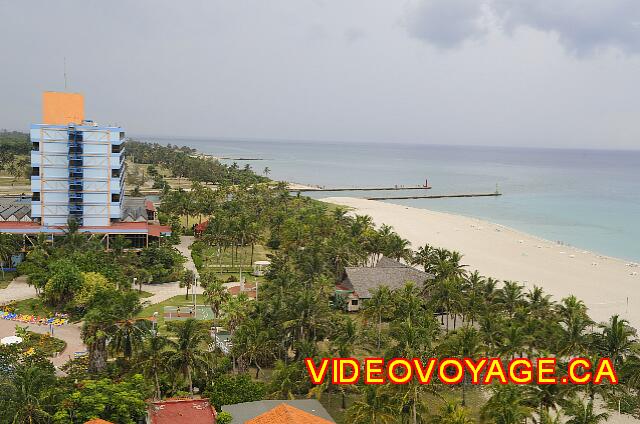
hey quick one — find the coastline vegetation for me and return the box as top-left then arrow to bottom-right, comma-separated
0,139 -> 639,423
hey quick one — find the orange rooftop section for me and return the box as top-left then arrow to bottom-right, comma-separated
42,91 -> 84,125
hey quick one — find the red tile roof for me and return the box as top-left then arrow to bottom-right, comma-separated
246,404 -> 333,424
0,222 -> 41,228
84,419 -> 114,424
148,399 -> 216,424
0,221 -> 171,236
145,200 -> 157,212
148,224 -> 172,237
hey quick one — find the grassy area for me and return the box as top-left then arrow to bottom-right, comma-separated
12,291 -> 153,317
318,386 -> 486,424
11,297 -> 56,317
197,243 -> 271,271
0,271 -> 17,289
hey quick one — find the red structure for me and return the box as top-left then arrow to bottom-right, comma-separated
194,220 -> 209,237
148,398 -> 217,424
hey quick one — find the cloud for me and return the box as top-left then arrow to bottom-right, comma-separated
405,0 -> 490,48
406,0 -> 640,55
344,27 -> 365,43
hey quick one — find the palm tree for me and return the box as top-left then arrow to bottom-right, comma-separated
481,385 -> 532,424
137,332 -> 172,399
594,315 -> 636,368
346,385 -> 396,424
387,314 -> 440,424
526,285 -> 553,319
82,290 -> 142,373
0,362 -> 56,424
558,309 -> 593,356
621,353 -> 640,388
431,401 -> 474,424
412,243 -> 435,273
499,322 -> 532,359
462,271 -> 485,325
564,398 -> 609,424
269,360 -> 303,400
202,275 -> 230,320
166,319 -> 210,394
232,318 -> 277,378
180,269 -> 196,300
429,277 -> 463,331
222,293 -> 252,335
0,233 -> 20,278
525,382 -> 569,421
362,285 -> 393,350
109,318 -> 152,359
496,280 -> 525,318
442,326 -> 483,406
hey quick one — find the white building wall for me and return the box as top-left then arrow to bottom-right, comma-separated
31,123 -> 125,227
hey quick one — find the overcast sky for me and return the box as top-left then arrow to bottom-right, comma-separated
1,0 -> 639,149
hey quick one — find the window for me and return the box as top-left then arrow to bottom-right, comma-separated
351,299 -> 358,306
32,142 -> 39,151
112,144 -> 122,153
32,192 -> 40,201
31,167 -> 40,176
111,193 -> 120,202
68,132 -> 83,141
112,169 -> 120,178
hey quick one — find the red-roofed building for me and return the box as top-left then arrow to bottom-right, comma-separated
246,404 -> 333,424
0,197 -> 170,249
147,398 -> 217,424
84,419 -> 114,424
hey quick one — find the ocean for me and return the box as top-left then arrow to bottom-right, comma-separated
144,137 -> 640,262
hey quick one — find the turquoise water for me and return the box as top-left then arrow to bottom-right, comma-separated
145,138 -> 640,261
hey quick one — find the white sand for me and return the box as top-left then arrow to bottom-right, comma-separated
322,197 -> 639,329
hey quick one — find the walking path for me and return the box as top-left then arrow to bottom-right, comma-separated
175,235 -> 200,279
0,237 -> 201,372
0,275 -> 37,303
0,318 -> 84,369
141,236 -> 202,305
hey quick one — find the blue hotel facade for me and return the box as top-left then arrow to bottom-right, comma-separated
0,92 -> 170,250
30,122 -> 125,227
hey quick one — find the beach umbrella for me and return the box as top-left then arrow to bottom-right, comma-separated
0,335 -> 23,345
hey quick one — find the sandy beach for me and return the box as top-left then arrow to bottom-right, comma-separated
322,197 -> 639,329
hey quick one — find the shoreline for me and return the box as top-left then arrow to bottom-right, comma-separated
321,196 -> 639,329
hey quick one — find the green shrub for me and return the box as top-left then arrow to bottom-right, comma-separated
204,374 -> 266,411
217,411 -> 232,424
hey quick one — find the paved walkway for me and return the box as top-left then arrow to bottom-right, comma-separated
0,275 -> 37,304
141,236 -> 202,305
175,235 -> 200,279
0,319 -> 84,369
0,237 -> 201,372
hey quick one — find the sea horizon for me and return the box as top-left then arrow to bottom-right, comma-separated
140,136 -> 640,263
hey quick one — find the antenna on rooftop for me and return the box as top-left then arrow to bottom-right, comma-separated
63,57 -> 68,90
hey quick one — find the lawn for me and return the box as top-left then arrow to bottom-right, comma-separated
11,297 -> 56,317
318,386 -> 487,424
196,243 -> 271,272
138,290 -> 153,298
0,271 -> 17,289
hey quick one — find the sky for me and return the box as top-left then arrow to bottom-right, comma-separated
1,0 -> 639,149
